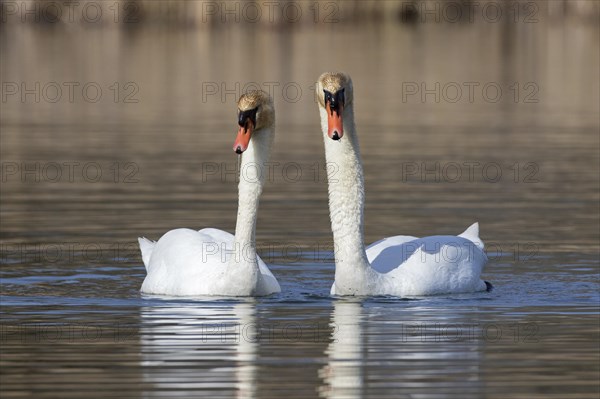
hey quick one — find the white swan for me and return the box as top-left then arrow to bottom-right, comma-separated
139,90 -> 281,296
316,72 -> 491,297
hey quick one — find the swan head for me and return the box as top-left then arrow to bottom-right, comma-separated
316,72 -> 354,141
234,90 -> 275,154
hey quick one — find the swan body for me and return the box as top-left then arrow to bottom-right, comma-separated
139,91 -> 281,296
317,72 -> 490,297
331,223 -> 488,296
139,228 -> 280,296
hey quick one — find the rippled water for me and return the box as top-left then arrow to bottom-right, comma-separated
1,9 -> 599,399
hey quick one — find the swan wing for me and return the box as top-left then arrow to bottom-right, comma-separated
140,228 -> 280,296
458,222 -> 484,250
201,228 -> 281,294
138,237 -> 155,270
366,235 -> 419,273
198,227 -> 235,247
140,228 -> 232,295
367,223 -> 488,295
256,259 -> 281,294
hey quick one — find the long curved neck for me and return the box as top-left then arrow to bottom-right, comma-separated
230,128 -> 273,270
320,105 -> 372,294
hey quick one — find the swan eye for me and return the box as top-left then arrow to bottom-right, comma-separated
323,90 -> 332,104
323,89 -> 344,111
238,106 -> 259,128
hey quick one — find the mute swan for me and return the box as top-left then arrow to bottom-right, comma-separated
316,72 -> 491,296
139,90 -> 281,296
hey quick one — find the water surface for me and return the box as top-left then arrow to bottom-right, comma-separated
1,8 -> 599,399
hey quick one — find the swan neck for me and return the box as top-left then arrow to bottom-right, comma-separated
231,128 -> 272,267
320,104 -> 371,291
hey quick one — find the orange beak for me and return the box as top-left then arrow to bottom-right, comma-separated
233,119 -> 254,154
326,102 -> 343,140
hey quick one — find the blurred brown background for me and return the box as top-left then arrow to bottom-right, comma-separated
1,0 -> 598,251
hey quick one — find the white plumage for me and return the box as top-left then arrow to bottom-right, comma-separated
138,91 -> 281,297
317,72 -> 490,297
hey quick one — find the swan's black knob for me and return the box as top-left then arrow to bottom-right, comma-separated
332,131 -> 340,140
235,146 -> 243,154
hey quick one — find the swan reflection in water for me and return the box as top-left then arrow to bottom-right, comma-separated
140,300 -> 258,398
318,299 -> 365,399
319,300 -> 484,399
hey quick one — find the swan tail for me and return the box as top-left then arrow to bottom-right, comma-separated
138,237 -> 155,270
459,222 -> 484,250
459,222 -> 479,238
